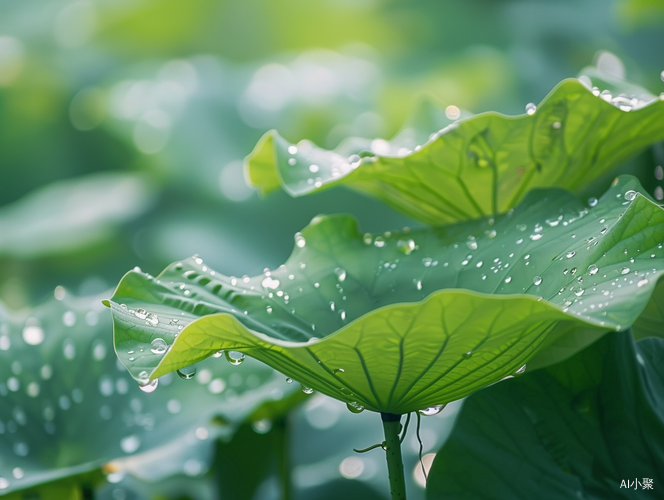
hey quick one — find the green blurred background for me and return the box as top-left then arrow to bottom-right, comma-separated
0,0 -> 663,498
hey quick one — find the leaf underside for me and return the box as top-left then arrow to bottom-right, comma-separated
245,77 -> 664,225
107,176 -> 664,414
426,332 -> 664,500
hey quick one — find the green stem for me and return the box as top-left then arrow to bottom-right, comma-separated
381,413 -> 407,500
273,416 -> 292,500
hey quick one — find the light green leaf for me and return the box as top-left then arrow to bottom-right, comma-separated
0,293 -> 295,495
245,76 -> 664,225
426,331 -> 664,500
107,176 -> 664,415
0,173 -> 156,259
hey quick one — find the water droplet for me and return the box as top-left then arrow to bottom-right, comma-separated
225,351 -> 245,366
566,251 -> 576,259
288,145 -> 298,155
139,379 -> 158,393
295,233 -> 306,248
374,236 -> 385,248
335,268 -> 347,282
177,365 -> 197,380
621,267 -> 630,275
638,279 -> 649,287
301,385 -> 313,394
266,306 -> 273,314
415,280 -> 423,290
419,404 -> 445,416
504,277 -> 512,284
346,401 -> 364,413
574,289 -> 585,297
515,364 -> 527,375
134,308 -> 148,320
261,277 -> 280,290
333,368 -> 345,374
525,103 -> 537,115
588,197 -> 598,207
533,276 -> 543,286
571,267 -> 578,275
286,377 -> 293,384
150,338 -> 168,355
397,238 -> 416,255
530,234 -> 543,241
212,350 -> 224,358
624,190 -> 637,201
145,313 -> 158,326
466,237 -> 478,250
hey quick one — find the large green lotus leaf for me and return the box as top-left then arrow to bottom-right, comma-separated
0,293 -> 296,495
245,75 -> 664,225
0,173 -> 156,259
426,331 -> 664,499
106,175 -> 664,415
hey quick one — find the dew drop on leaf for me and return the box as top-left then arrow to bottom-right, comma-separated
134,308 -> 148,320
335,268 -> 347,282
525,103 -> 537,115
624,190 -> 637,201
397,238 -> 416,254
346,401 -> 364,413
150,338 -> 168,355
621,267 -> 630,275
177,365 -> 197,380
533,276 -> 543,285
301,385 -> 313,394
295,232 -> 306,248
515,364 -> 527,375
225,351 -> 245,366
139,379 -> 158,393
419,404 -> 446,416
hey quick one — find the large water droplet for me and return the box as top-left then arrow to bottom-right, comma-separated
515,364 -> 527,375
346,401 -> 364,413
301,385 -> 313,394
621,267 -> 630,275
139,379 -> 158,393
533,276 -> 543,286
177,365 -> 197,380
624,190 -> 637,201
150,338 -> 168,355
588,265 -> 598,275
225,351 -> 245,366
145,313 -> 159,326
588,197 -> 598,207
525,103 -> 537,115
638,278 -> 649,287
419,404 -> 446,416
335,268 -> 347,282
295,233 -> 306,248
566,251 -> 576,259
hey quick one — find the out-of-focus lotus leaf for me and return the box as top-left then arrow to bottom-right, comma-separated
106,176 -> 663,415
0,173 -> 156,258
246,76 -> 664,225
0,293 -> 296,495
426,332 -> 664,499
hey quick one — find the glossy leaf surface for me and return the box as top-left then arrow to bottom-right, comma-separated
426,332 -> 664,499
107,176 -> 664,414
0,293 -> 294,494
246,76 -> 664,225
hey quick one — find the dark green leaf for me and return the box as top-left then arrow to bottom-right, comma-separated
426,331 -> 664,499
0,293 -> 294,494
245,76 -> 664,225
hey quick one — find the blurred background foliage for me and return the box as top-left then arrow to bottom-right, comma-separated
0,0 -> 663,498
